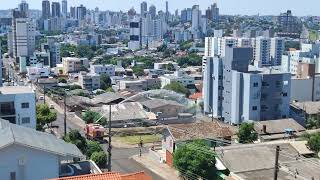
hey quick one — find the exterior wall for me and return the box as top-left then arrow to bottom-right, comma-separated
78,73 -> 101,90
254,37 -> 271,67
62,58 -> 89,74
242,73 -> 261,122
291,77 -> 320,102
90,64 -> 115,76
270,38 -> 284,66
0,91 -> 36,129
0,144 -> 60,180
166,150 -> 173,167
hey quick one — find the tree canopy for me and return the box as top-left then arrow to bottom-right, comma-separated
82,111 -> 106,125
177,53 -> 202,68
132,66 -> 145,76
91,151 -> 107,168
164,82 -> 191,97
173,140 -> 217,180
63,130 -> 88,154
307,133 -> 320,152
100,74 -> 112,90
86,140 -> 104,158
36,104 -> 57,127
237,122 -> 258,143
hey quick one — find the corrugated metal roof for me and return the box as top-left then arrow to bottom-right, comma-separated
0,119 -> 83,158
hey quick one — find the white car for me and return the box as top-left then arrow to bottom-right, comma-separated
39,96 -> 44,100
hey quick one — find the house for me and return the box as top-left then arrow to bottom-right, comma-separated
0,86 -> 36,129
162,121 -> 233,167
90,102 -> 153,127
0,119 -> 84,180
50,171 -> 152,180
253,118 -> 306,142
141,98 -> 185,118
216,142 -> 319,180
290,101 -> 320,126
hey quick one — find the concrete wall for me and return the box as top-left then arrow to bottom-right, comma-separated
291,77 -> 320,102
0,144 -> 60,180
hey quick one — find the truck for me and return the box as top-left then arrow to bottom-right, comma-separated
84,124 -> 106,143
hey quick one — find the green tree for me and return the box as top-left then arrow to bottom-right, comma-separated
164,82 -> 191,97
58,77 -> 67,83
132,66 -> 145,76
177,53 -> 202,67
237,122 -> 258,143
100,74 -> 112,90
90,151 -> 107,168
86,141 -> 103,158
307,133 -> 320,152
36,104 -> 57,128
60,44 -> 77,57
63,130 -> 88,154
165,63 -> 176,71
82,111 -> 106,125
173,141 -> 217,180
76,45 -> 94,59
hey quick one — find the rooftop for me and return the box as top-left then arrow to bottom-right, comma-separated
216,142 -> 320,179
291,101 -> 320,115
0,86 -> 34,94
141,98 -> 184,109
0,119 -> 83,158
167,121 -> 233,142
254,119 -> 305,135
247,65 -> 287,75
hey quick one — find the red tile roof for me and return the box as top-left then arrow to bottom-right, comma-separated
50,171 -> 152,180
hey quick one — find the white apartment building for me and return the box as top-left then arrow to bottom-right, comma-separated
204,37 -> 238,57
253,37 -> 271,67
78,71 -> 101,90
26,64 -> 50,81
128,18 -> 141,51
0,86 -> 36,129
12,18 -> 35,58
90,64 -> 115,76
270,38 -> 285,66
62,57 -> 89,74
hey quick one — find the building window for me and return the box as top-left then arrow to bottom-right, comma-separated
276,81 -> 281,87
253,82 -> 258,87
10,172 -> 16,180
21,117 -> 30,124
252,106 -> 258,111
21,103 -> 29,109
262,81 -> 269,87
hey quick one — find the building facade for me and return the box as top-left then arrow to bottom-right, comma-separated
0,86 -> 36,129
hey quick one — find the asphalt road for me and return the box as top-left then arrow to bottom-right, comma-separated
101,145 -> 164,180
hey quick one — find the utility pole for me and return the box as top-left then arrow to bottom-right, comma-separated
139,136 -> 143,157
274,145 -> 280,180
64,94 -> 67,137
108,104 -> 112,172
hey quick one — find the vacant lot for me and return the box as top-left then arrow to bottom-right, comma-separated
113,134 -> 161,145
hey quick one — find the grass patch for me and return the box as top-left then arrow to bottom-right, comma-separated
113,134 -> 161,145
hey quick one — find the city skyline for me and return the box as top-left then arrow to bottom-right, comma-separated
3,0 -> 320,16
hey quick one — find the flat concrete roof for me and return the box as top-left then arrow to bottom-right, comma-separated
0,86 -> 34,94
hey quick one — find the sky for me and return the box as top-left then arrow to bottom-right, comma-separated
2,0 -> 320,16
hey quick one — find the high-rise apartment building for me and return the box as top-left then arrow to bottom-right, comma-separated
9,10 -> 35,58
62,0 -> 68,18
211,3 -> 219,22
140,1 -> 148,17
277,10 -> 301,38
203,46 -> 291,124
192,5 -> 201,30
128,18 -> 141,50
77,5 -> 87,20
270,38 -> 285,66
18,0 -> 29,17
42,0 -> 51,19
149,5 -> 156,20
51,2 -> 61,17
70,6 -> 76,19
0,42 -> 2,87
253,37 -> 271,67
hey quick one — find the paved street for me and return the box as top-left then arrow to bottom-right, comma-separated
101,145 -> 164,180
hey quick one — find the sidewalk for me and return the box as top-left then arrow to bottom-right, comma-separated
132,154 -> 180,180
